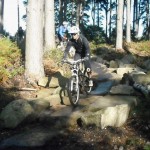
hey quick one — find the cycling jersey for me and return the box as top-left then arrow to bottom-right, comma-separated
64,34 -> 90,58
63,34 -> 91,70
58,25 -> 67,37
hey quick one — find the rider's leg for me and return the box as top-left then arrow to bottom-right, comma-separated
58,34 -> 62,44
74,53 -> 84,71
88,73 -> 93,87
84,60 -> 93,86
84,58 -> 92,77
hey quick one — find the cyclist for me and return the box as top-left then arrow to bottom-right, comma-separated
17,26 -> 24,41
63,26 -> 93,87
57,21 -> 69,47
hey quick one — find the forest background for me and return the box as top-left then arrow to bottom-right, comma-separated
0,1 -> 150,149
0,0 -> 150,83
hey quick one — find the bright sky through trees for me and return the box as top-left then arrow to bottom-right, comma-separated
3,0 -> 143,37
4,0 -> 26,36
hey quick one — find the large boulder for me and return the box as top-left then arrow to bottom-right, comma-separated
132,73 -> 150,86
76,95 -> 137,129
79,104 -> 130,129
110,84 -> 135,95
0,99 -> 50,129
143,59 -> 150,70
119,54 -> 135,67
109,60 -> 119,68
0,100 -> 34,129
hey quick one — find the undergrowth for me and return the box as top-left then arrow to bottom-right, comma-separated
0,38 -> 24,83
125,40 -> 150,56
1,38 -> 149,84
43,48 -> 71,77
129,41 -> 150,52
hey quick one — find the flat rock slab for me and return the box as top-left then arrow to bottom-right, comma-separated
91,61 -> 112,80
49,95 -> 137,117
91,81 -> 114,95
38,95 -> 137,125
0,96 -> 137,149
79,95 -> 137,109
84,95 -> 137,110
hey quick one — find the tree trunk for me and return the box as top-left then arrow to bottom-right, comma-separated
116,0 -> 124,51
71,1 -> 74,25
133,0 -> 139,37
0,0 -> 4,34
126,0 -> 131,42
44,0 -> 55,50
17,0 -> 20,30
104,1 -> 109,43
76,0 -> 82,27
59,0 -> 63,25
146,0 -> 150,40
25,0 -> 45,82
105,9 -> 108,42
76,0 -> 80,26
109,0 -> 112,43
97,2 -> 100,27
91,0 -> 95,26
63,0 -> 67,21
135,0 -> 139,37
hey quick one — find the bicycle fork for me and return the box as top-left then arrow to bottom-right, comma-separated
71,68 -> 79,92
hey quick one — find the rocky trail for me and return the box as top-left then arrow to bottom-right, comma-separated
0,52 -> 150,150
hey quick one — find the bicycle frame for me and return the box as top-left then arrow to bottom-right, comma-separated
62,57 -> 91,106
70,64 -> 79,92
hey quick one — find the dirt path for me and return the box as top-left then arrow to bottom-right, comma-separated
0,59 -> 150,150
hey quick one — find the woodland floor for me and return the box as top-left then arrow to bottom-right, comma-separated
0,47 -> 150,149
0,75 -> 150,150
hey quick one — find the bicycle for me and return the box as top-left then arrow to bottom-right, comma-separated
62,57 -> 92,106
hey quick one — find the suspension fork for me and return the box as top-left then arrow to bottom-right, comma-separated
71,67 -> 79,91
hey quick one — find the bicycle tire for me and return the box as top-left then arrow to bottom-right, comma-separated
85,83 -> 92,93
80,75 -> 92,94
67,76 -> 80,106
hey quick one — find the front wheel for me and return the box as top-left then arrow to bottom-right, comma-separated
67,76 -> 80,106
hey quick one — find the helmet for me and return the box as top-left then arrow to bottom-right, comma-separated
69,26 -> 80,34
63,21 -> 68,25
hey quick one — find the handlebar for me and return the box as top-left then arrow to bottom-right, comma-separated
62,57 -> 89,65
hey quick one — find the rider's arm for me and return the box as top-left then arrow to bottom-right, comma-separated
59,26 -> 64,38
63,41 -> 74,59
63,41 -> 70,59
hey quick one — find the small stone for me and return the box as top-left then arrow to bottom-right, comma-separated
119,146 -> 124,150
114,145 -> 118,149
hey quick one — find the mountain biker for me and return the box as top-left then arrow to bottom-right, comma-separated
57,21 -> 69,47
63,26 -> 93,87
17,26 -> 24,41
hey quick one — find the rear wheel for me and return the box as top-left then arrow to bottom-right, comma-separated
79,75 -> 92,94
79,73 -> 92,95
67,76 -> 80,106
